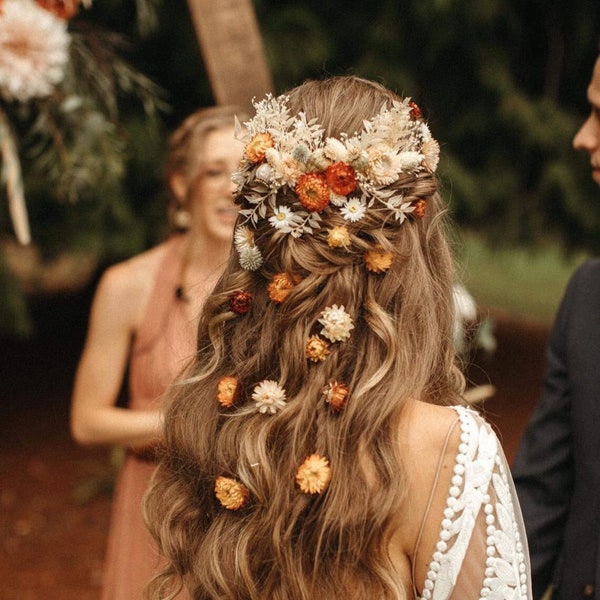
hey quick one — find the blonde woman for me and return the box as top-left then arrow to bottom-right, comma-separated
70,106 -> 244,600
144,77 -> 532,600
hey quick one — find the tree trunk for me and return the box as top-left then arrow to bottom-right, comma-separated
186,0 -> 274,109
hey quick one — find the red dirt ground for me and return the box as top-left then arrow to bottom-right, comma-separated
0,291 -> 551,600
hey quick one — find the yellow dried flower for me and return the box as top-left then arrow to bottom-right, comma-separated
217,376 -> 238,408
214,475 -> 249,510
327,225 -> 351,249
268,272 -> 299,304
365,248 -> 393,273
322,381 -> 349,412
305,335 -> 331,362
296,454 -> 331,494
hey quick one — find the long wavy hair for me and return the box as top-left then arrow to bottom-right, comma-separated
144,76 -> 465,599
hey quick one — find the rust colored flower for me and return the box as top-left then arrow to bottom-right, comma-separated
229,290 -> 252,314
365,248 -> 394,274
322,381 -> 349,412
217,376 -> 238,408
305,335 -> 331,363
325,162 -> 357,196
245,132 -> 274,163
214,476 -> 250,510
412,199 -> 427,218
296,454 -> 331,494
295,173 -> 330,212
327,225 -> 351,249
36,0 -> 81,19
268,272 -> 299,304
408,101 -> 422,120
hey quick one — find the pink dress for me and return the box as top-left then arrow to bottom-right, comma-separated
101,235 -> 196,600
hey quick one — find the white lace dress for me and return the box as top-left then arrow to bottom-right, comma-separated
415,406 -> 532,600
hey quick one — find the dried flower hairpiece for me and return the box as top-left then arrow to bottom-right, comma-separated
365,248 -> 394,274
229,290 -> 252,314
296,454 -> 331,494
322,381 -> 349,412
268,272 -> 300,303
252,380 -> 287,414
233,93 -> 439,270
305,335 -> 331,363
318,304 -> 354,342
214,475 -> 250,510
217,376 -> 238,408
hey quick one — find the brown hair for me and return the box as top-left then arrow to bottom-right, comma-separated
145,76 -> 464,599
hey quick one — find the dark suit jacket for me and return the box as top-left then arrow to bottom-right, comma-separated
513,258 -> 600,600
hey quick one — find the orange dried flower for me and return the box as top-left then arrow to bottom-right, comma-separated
36,0 -> 80,19
214,476 -> 250,510
323,381 -> 349,412
413,199 -> 427,218
268,272 -> 299,303
365,249 -> 394,273
217,376 -> 238,408
327,225 -> 351,249
325,162 -> 357,196
229,290 -> 252,314
296,454 -> 331,494
408,101 -> 422,120
295,173 -> 330,212
245,132 -> 274,163
305,335 -> 330,363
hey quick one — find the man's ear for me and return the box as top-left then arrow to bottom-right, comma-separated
169,173 -> 188,203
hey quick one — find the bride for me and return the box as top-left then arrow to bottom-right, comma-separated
144,75 -> 532,600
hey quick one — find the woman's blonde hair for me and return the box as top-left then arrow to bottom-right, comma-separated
145,76 -> 464,599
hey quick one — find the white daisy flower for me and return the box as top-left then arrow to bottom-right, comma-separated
0,0 -> 70,102
238,246 -> 263,271
340,198 -> 367,222
318,304 -> 354,342
268,205 -> 301,231
252,380 -> 287,414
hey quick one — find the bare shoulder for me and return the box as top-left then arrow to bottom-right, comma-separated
402,401 -> 463,461
91,242 -> 171,329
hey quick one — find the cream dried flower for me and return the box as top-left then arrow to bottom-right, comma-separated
252,380 -> 287,414
238,246 -> 263,271
318,304 -> 354,342
296,454 -> 331,494
0,0 -> 70,102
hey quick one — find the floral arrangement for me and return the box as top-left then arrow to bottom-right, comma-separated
232,93 -> 439,270
0,0 -> 165,245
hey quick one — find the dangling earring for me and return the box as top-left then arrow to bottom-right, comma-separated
173,205 -> 192,231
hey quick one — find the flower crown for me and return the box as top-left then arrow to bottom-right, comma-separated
232,93 -> 440,270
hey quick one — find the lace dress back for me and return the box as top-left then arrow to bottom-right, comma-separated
414,406 -> 532,600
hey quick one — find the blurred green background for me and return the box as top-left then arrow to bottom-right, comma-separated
1,0 -> 599,334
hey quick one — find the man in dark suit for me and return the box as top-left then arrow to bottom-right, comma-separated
513,54 -> 600,600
